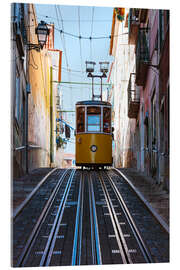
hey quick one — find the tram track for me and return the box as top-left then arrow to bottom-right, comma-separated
71,171 -> 102,265
13,168 -> 169,267
98,171 -> 132,264
39,169 -> 76,266
15,168 -> 73,267
71,170 -> 84,265
13,168 -> 68,266
108,168 -> 169,262
15,169 -> 104,267
91,170 -> 152,264
88,172 -> 102,265
113,168 -> 169,233
13,167 -> 58,220
99,170 -> 153,263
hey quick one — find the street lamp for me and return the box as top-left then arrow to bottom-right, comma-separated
85,61 -> 109,100
85,61 -> 96,76
27,21 -> 50,51
99,61 -> 109,75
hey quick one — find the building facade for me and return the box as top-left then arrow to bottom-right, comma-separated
109,8 -> 169,190
11,3 -> 29,177
11,3 -> 63,177
109,8 -> 136,168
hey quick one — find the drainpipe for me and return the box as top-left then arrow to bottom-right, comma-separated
48,50 -> 62,166
25,5 -> 30,174
25,85 -> 30,174
50,66 -> 54,165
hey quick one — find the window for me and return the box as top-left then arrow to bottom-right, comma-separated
15,68 -> 20,122
144,112 -> 149,149
87,106 -> 101,132
103,107 -> 111,133
87,115 -> 101,131
77,107 -> 85,133
159,10 -> 165,51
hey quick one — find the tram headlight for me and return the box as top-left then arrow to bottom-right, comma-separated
90,145 -> 97,152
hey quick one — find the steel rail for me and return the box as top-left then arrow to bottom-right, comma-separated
105,170 -> 153,263
88,172 -> 102,265
13,167 -> 58,220
40,169 -> 76,266
98,171 -> 132,264
113,168 -> 169,234
77,173 -> 84,265
88,174 -> 96,264
71,171 -> 84,265
16,169 -> 70,267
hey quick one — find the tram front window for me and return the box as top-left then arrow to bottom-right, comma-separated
87,115 -> 101,131
87,106 -> 101,132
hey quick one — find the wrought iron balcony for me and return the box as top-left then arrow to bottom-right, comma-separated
135,29 -> 150,87
128,8 -> 149,45
128,73 -> 140,118
128,9 -> 140,45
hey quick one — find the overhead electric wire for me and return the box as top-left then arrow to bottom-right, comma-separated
78,6 -> 83,73
90,7 -> 94,60
77,6 -> 86,100
55,5 -> 73,97
53,65 -> 86,73
36,13 -> 112,22
56,6 -> 74,119
54,26 -> 128,40
55,5 -> 69,69
54,69 -> 85,79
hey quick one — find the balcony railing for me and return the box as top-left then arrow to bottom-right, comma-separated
135,29 -> 149,86
128,9 -> 140,45
128,73 -> 140,118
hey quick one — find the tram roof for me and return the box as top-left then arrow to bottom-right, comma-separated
76,100 -> 111,106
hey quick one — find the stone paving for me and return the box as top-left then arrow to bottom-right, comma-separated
12,168 -> 53,212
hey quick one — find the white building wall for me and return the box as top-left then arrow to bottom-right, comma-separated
111,9 -> 136,167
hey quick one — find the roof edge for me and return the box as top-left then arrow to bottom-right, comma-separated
109,9 -> 116,56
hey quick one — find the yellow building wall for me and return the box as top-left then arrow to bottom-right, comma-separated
28,4 -> 52,169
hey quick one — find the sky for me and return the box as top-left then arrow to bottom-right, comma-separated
35,3 -> 114,153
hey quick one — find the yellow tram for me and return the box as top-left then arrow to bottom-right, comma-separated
75,100 -> 113,169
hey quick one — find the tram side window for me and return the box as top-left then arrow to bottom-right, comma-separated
87,106 -> 101,132
77,107 -> 85,133
103,107 -> 111,133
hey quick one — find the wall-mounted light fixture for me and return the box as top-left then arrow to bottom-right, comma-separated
27,21 -> 50,51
